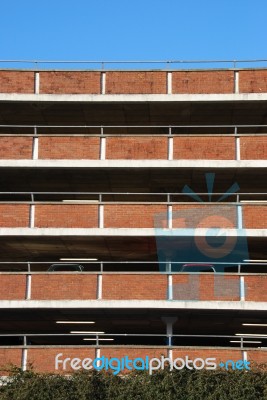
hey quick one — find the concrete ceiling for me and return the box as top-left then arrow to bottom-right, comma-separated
0,308 -> 266,347
0,100 -> 267,128
0,167 -> 266,195
0,235 -> 265,266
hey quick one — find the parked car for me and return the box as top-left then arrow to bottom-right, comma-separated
47,263 -> 84,272
180,263 -> 216,273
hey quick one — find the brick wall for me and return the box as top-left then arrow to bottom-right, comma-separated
172,71 -> 234,94
1,135 -> 267,160
0,137 -> 33,159
104,205 -> 167,228
172,275 -> 240,301
31,274 -> 97,300
35,204 -> 98,228
245,275 -> 267,301
172,204 -> 237,229
239,70 -> 267,93
0,347 -> 264,374
39,71 -> 101,94
39,137 -> 100,159
0,349 -> 22,373
102,274 -> 167,300
0,275 -> 26,299
105,72 -> 167,94
247,350 -> 267,364
101,347 -> 167,361
173,137 -> 235,159
243,206 -> 267,229
172,348 -> 242,363
0,273 -> 265,302
240,136 -> 267,159
1,69 -> 267,95
106,137 -> 167,159
0,71 -> 34,93
28,348 -> 96,373
0,205 -> 29,227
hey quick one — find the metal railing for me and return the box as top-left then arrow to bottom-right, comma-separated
0,261 -> 266,302
0,124 -> 267,161
1,59 -> 267,70
1,331 -> 262,371
0,190 -> 266,229
0,332 -> 265,350
0,260 -> 266,273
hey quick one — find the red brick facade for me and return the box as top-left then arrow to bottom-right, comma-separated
31,275 -> 98,300
1,69 -> 267,95
102,274 -> 167,300
172,71 -> 234,94
0,71 -> 35,93
0,67 -> 266,374
39,71 -> 101,94
39,136 -> 100,159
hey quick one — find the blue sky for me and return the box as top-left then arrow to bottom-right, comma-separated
0,0 -> 266,66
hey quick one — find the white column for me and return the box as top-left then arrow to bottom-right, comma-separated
101,72 -> 106,94
34,72 -> 40,94
234,70 -> 239,94
167,72 -> 172,94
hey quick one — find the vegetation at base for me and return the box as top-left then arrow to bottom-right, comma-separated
0,365 -> 267,400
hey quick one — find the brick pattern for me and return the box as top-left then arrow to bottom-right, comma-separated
102,274 -> 167,300
239,70 -> 267,93
0,71 -> 34,93
172,349 -> 242,363
171,204 -> 237,229
243,206 -> 267,229
172,71 -> 234,94
39,71 -> 101,94
172,275 -> 240,301
0,275 -> 26,299
0,349 -> 22,373
0,274 -> 265,302
31,275 -> 97,300
1,135 -> 267,160
28,348 -> 96,373
247,351 -> 267,364
101,347 -> 167,362
39,137 -> 100,159
0,137 -> 33,159
245,276 -> 267,301
240,136 -> 267,159
2,69 -> 267,95
106,137 -> 167,159
0,205 -> 29,227
104,205 -> 167,228
35,205 -> 98,228
105,72 -> 167,94
173,137 -> 235,160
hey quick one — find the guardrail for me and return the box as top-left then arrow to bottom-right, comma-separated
0,124 -> 266,161
0,332 -> 265,349
0,266 -> 266,302
1,59 -> 267,69
0,190 -> 265,229
0,260 -> 266,273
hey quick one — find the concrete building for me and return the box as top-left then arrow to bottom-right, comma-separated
0,63 -> 266,373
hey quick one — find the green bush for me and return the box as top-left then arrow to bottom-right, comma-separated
0,366 -> 267,400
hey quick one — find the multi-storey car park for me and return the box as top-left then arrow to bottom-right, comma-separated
0,60 -> 266,373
